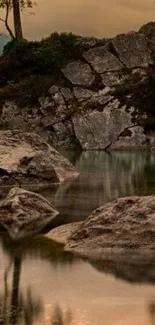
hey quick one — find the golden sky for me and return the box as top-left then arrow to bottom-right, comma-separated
1,0 -> 155,39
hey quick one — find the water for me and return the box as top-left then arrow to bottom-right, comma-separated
1,151 -> 155,325
41,151 -> 155,223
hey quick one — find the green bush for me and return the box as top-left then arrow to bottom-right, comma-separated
3,32 -> 80,73
0,75 -> 61,105
3,39 -> 36,55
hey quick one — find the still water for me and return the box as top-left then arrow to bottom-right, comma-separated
1,151 -> 155,325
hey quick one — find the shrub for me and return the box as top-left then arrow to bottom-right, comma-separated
0,75 -> 61,106
3,32 -> 80,73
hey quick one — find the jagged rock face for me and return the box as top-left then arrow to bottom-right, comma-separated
139,22 -> 155,59
111,32 -> 153,68
0,131 -> 78,191
0,188 -> 60,240
66,196 -> 155,252
83,46 -> 124,73
72,103 -> 134,150
1,22 -> 155,150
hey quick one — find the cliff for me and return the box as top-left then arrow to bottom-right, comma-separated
1,22 -> 155,150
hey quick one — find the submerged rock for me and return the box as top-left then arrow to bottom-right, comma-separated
0,187 -> 60,240
0,131 -> 78,191
66,196 -> 155,252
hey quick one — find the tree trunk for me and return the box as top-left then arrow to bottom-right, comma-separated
12,0 -> 23,39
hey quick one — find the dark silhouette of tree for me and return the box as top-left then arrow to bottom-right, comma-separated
0,0 -> 35,39
0,256 -> 44,325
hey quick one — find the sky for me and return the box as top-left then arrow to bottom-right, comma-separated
0,0 -> 155,39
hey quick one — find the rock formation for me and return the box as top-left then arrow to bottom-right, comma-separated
0,130 -> 78,193
1,22 -> 155,150
0,187 -> 60,240
66,195 -> 155,252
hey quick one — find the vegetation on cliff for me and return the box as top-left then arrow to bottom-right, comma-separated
0,33 -> 81,104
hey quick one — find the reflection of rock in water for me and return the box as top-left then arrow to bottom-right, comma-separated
0,235 -> 78,272
87,251 -> 155,284
45,151 -> 155,222
0,235 -> 79,325
51,304 -> 72,325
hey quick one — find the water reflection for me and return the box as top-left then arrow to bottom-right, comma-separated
41,151 -> 155,222
0,257 -> 44,325
51,304 -> 72,325
0,235 -> 79,325
86,250 -> 155,284
1,235 -> 155,324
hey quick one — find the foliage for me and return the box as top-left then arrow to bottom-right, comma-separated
0,32 -> 81,96
3,32 -> 79,71
0,75 -> 62,105
0,0 -> 36,38
0,0 -> 35,9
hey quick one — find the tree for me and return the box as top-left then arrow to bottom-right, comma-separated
0,0 -> 35,39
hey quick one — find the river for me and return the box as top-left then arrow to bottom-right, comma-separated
1,151 -> 155,325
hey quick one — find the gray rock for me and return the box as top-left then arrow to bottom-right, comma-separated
73,104 -> 133,149
101,71 -> 123,86
62,61 -> 95,86
73,87 -> 95,101
139,22 -> 155,58
39,97 -> 55,116
0,131 -> 79,189
60,88 -> 74,101
76,35 -> 107,49
83,46 -> 124,73
42,114 -> 59,127
0,187 -> 59,240
112,32 -> 153,68
67,195 -> 155,251
53,92 -> 66,105
48,85 -> 59,95
111,126 -> 155,149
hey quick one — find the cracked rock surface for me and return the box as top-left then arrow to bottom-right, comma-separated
0,131 -> 79,193
1,22 -> 155,150
66,195 -> 155,252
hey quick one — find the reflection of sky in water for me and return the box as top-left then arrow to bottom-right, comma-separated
1,236 -> 155,325
1,152 -> 155,324
41,151 -> 155,222
0,0 -> 155,39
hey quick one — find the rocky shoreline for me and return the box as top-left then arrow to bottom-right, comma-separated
0,130 -> 78,197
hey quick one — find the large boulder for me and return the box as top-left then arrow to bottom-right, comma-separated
0,131 -> 78,191
67,196 -> 155,252
72,103 -> 134,149
0,187 -> 60,240
83,46 -> 124,73
111,32 -> 153,68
